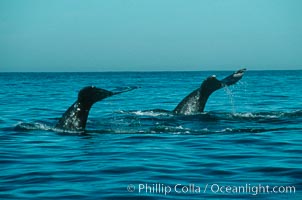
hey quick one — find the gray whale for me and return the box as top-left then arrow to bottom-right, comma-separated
173,68 -> 246,115
56,86 -> 136,132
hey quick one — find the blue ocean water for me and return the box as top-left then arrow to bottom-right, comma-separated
0,71 -> 301,200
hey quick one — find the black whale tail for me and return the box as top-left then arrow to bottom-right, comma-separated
173,68 -> 246,115
220,68 -> 246,87
55,86 -> 137,132
201,68 -> 246,95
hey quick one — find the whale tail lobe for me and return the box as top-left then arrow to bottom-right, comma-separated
173,68 -> 246,115
220,68 -> 246,87
56,86 -> 137,132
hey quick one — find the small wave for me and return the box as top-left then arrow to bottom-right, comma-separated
226,110 -> 302,121
281,110 -> 302,117
15,122 -> 53,131
220,127 -> 302,133
148,124 -> 302,135
134,110 -> 158,116
119,109 -> 172,117
231,112 -> 279,119
150,125 -> 213,135
15,122 -> 84,134
13,109 -> 302,135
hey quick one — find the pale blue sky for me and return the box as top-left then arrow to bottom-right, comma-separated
0,0 -> 301,72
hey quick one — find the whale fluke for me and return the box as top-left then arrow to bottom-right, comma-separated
55,86 -> 136,132
220,68 -> 246,86
173,68 -> 246,115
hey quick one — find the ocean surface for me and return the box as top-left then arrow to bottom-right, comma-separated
0,71 -> 301,200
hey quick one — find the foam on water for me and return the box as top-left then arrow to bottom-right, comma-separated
15,122 -> 85,134
14,109 -> 302,136
132,110 -> 167,117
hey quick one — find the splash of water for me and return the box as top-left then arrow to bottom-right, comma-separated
223,86 -> 236,113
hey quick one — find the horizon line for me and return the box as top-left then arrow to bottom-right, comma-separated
0,69 -> 302,73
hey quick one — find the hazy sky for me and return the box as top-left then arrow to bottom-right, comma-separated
0,0 -> 301,72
